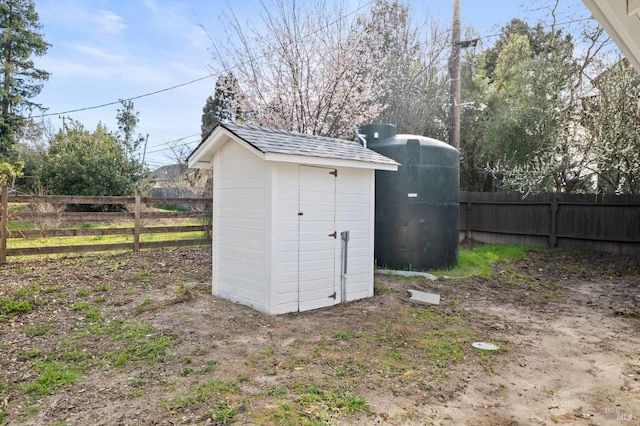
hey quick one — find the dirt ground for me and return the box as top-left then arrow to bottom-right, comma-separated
0,245 -> 639,425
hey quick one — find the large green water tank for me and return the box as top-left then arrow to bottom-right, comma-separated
359,123 -> 460,270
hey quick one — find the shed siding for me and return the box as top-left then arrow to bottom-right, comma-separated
273,163 -> 300,314
335,168 -> 375,301
214,141 -> 269,311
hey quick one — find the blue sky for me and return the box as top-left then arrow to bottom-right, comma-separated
31,0 -> 588,170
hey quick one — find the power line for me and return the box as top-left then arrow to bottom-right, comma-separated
144,138 -> 200,155
147,133 -> 201,148
38,0 -> 376,120
41,75 -> 215,117
469,17 -> 595,44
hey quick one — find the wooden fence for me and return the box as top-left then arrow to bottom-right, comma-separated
3,188 -> 639,262
0,187 -> 212,263
460,192 -> 640,255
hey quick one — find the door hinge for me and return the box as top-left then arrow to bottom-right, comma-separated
328,231 -> 337,238
328,292 -> 336,300
329,169 -> 337,177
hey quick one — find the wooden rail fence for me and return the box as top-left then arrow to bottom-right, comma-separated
3,188 -> 639,262
460,192 -> 640,255
0,187 -> 212,263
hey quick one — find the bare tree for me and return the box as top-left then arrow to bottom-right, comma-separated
166,142 -> 210,194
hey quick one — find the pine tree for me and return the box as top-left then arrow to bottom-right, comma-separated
0,0 -> 50,161
201,71 -> 243,140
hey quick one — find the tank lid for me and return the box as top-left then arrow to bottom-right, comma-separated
396,134 -> 460,152
358,123 -> 396,142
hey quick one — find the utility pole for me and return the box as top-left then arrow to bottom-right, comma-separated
449,0 -> 461,149
141,133 -> 149,167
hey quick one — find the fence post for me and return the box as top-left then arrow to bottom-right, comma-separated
465,200 -> 472,240
1,186 -> 7,264
549,195 -> 558,247
134,191 -> 140,253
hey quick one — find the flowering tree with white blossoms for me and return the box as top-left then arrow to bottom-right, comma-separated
581,58 -> 640,194
469,9 -> 613,194
209,0 -> 447,139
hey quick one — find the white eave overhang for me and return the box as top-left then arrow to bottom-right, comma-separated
187,126 -> 229,169
582,0 -> 640,72
262,152 -> 398,171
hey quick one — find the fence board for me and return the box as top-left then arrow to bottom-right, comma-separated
142,197 -> 209,204
13,212 -> 135,222
8,195 -> 136,204
6,225 -> 210,239
140,239 -> 211,249
141,212 -> 207,219
141,225 -> 209,234
6,239 -> 210,257
8,228 -> 135,238
8,242 -> 134,256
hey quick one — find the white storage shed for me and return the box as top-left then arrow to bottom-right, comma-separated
188,122 -> 398,315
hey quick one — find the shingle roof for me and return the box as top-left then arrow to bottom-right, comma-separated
220,122 -> 399,166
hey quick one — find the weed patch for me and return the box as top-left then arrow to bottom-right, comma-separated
0,297 -> 35,317
498,264 -> 566,302
204,399 -> 238,424
160,379 -> 240,411
102,321 -> 171,363
23,323 -> 54,337
24,360 -> 81,396
297,384 -> 369,422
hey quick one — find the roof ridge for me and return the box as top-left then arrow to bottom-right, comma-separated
224,121 -> 355,144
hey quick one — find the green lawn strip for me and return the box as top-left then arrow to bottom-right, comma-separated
6,219 -> 209,250
429,244 -> 533,278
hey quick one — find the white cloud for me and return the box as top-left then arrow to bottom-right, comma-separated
96,9 -> 127,34
38,1 -> 126,36
142,0 -> 159,13
66,43 -> 127,63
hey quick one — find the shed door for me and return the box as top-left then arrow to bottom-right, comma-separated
298,165 -> 338,311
